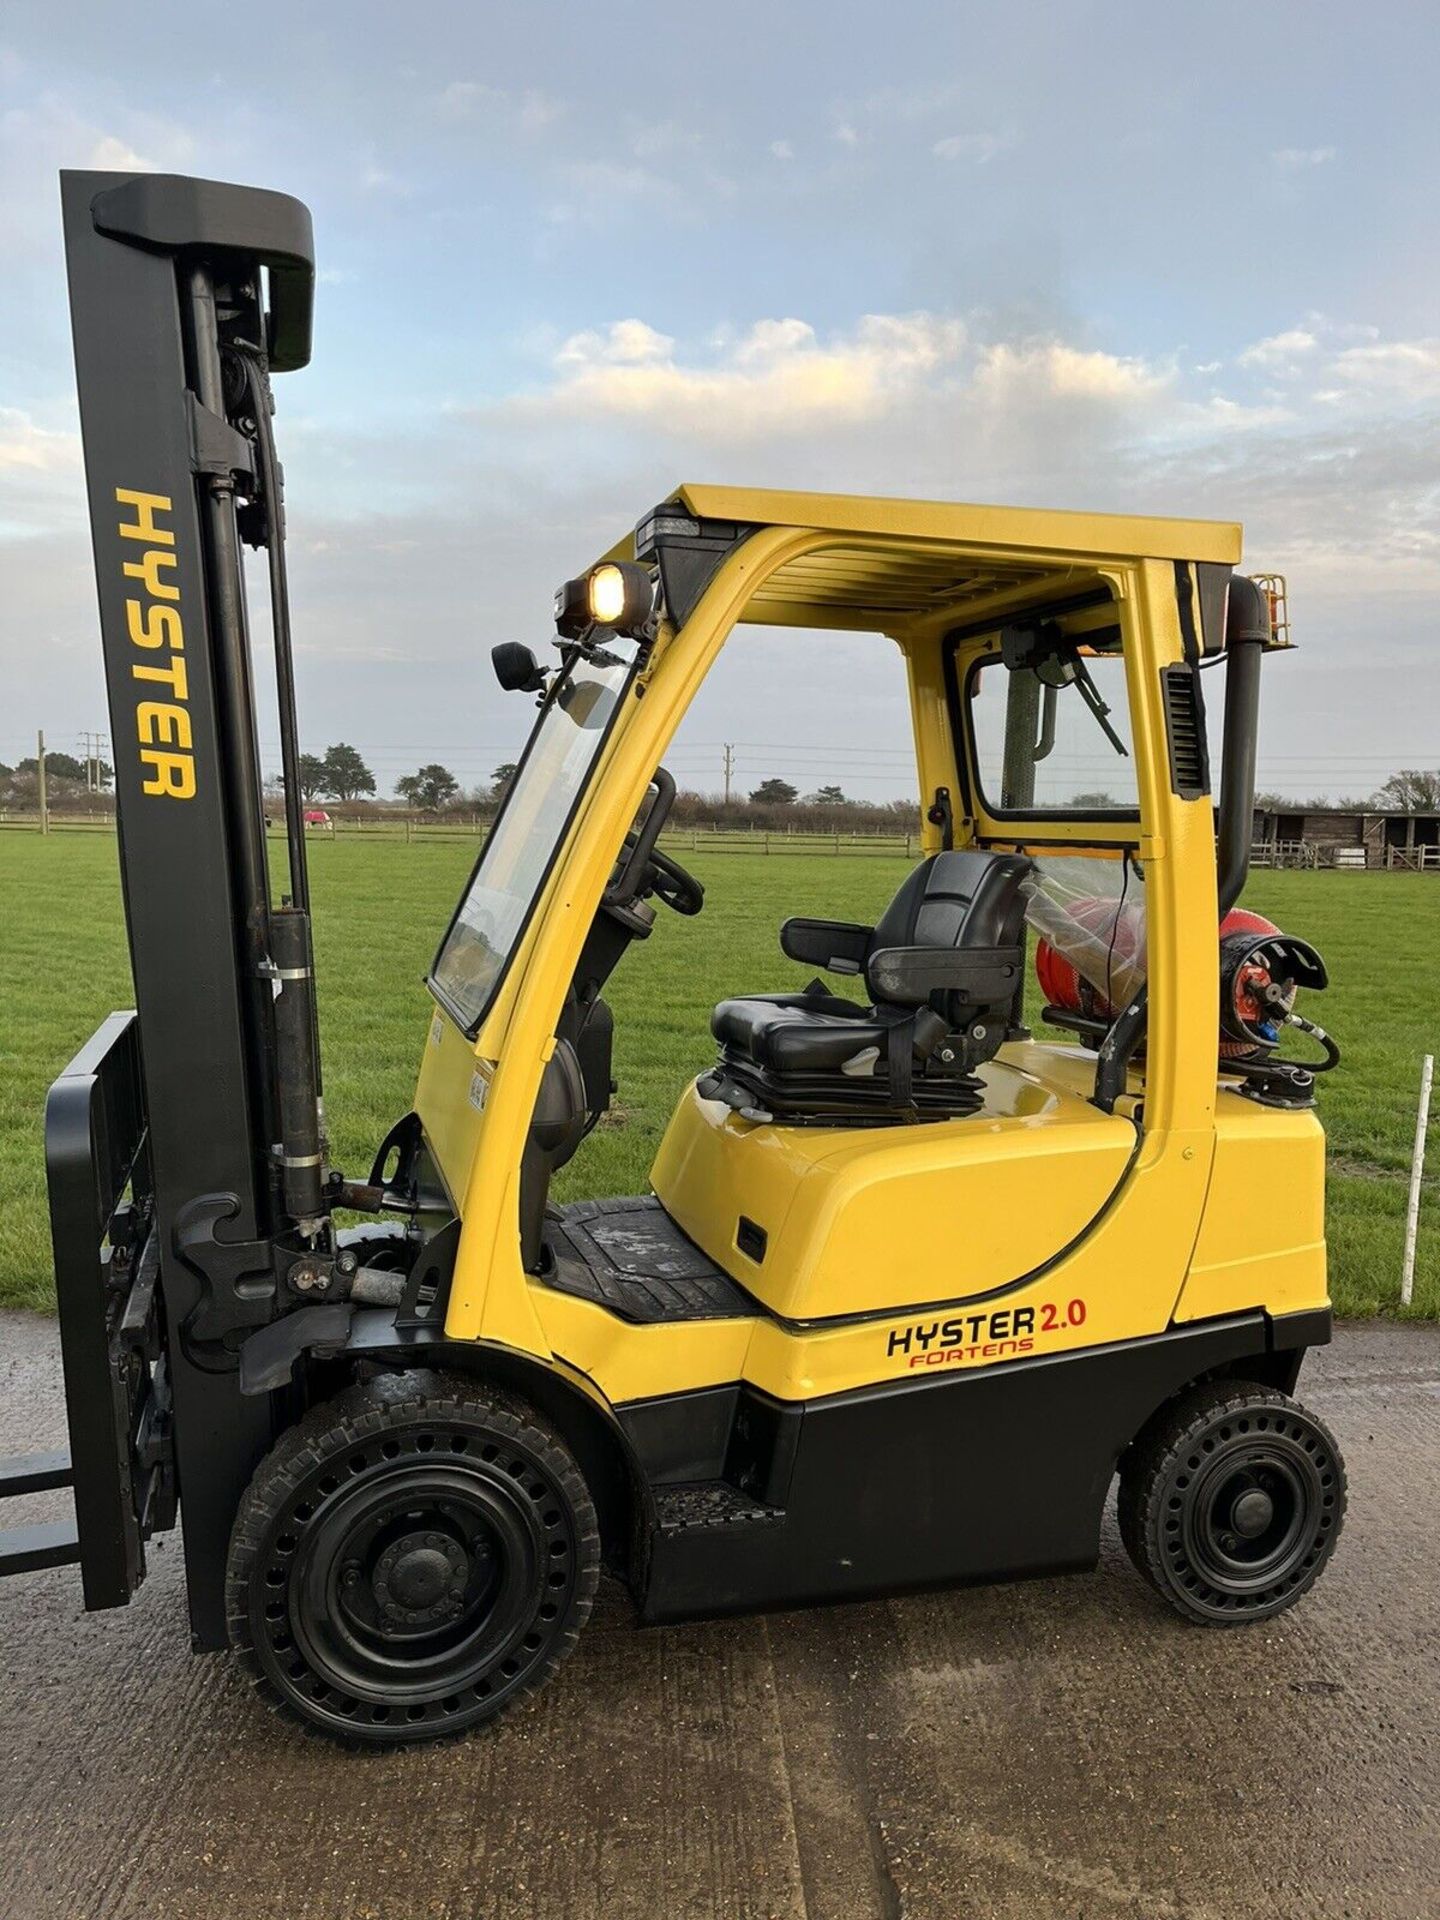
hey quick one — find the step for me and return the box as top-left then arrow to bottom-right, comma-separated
653,1481 -> 785,1537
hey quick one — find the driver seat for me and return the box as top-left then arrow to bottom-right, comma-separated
700,850 -> 1032,1123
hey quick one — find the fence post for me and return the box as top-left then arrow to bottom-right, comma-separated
1401,1053 -> 1434,1308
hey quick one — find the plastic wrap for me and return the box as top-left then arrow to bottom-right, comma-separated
1022,856 -> 1147,1012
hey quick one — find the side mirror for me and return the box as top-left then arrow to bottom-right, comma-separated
491,642 -> 548,694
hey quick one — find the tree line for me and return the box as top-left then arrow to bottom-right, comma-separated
1255,771 -> 1440,813
271,757 -> 1440,821
273,747 -> 909,815
5,745 -> 1438,821
281,749 -> 519,809
276,749 -> 917,820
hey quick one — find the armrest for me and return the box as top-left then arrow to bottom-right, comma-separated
779,917 -> 873,975
866,946 -> 1022,1009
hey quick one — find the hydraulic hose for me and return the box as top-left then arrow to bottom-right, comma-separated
242,352 -> 312,920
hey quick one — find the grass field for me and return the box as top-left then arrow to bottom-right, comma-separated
2,832 -> 1435,1318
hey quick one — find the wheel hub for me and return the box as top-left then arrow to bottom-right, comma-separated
368,1527 -> 482,1627
1229,1487 -> 1274,1540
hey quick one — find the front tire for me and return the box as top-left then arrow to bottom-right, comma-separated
226,1372 -> 600,1745
1118,1380 -> 1345,1625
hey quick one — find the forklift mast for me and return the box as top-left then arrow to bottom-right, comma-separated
39,172 -> 322,1645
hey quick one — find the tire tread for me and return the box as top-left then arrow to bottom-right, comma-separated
225,1371 -> 600,1747
1117,1378 -> 1345,1627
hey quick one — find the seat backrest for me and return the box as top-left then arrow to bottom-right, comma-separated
867,850 -> 1033,971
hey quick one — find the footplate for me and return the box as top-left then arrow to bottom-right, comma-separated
543,1197 -> 758,1324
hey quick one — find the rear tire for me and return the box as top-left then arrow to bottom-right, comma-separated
226,1371 -> 600,1745
1117,1379 -> 1345,1625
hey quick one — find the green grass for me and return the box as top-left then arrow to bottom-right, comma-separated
1,834 -> 1435,1317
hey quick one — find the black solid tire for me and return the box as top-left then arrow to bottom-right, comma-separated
226,1371 -> 600,1746
1117,1379 -> 1346,1625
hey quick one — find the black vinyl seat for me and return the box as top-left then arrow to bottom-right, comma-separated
702,850 -> 1033,1123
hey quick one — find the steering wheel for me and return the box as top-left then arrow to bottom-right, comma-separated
613,829 -> 705,917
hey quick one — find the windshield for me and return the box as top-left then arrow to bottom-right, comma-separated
431,648 -> 636,1031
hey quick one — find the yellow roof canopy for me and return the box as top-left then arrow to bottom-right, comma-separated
607,482 -> 1243,635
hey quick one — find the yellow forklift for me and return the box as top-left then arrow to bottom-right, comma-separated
0,171 -> 1345,1746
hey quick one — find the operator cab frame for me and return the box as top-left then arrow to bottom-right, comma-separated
412,487 -> 1266,1348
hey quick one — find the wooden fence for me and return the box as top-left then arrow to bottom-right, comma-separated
1,811 -> 920,858
1386,844 -> 1440,872
8,812 -> 1435,870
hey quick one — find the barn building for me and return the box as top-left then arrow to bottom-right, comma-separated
1252,807 -> 1440,870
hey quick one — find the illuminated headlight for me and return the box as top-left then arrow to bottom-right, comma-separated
588,561 -> 653,631
554,561 -> 656,639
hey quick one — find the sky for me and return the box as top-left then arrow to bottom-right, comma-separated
2,0 -> 1437,804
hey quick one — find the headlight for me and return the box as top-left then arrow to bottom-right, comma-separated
554,561 -> 656,639
588,563 -> 630,625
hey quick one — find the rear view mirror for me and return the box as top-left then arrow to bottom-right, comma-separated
492,642 -> 548,694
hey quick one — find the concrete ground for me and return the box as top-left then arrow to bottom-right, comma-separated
0,1312 -> 1435,1920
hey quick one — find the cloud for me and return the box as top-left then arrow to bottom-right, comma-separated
0,407 -> 80,474
437,80 -> 504,121
436,81 -> 562,132
360,161 -> 410,195
517,311 -> 970,436
515,90 -> 562,135
832,122 -> 860,148
0,407 -> 83,540
1238,328 -> 1320,369
629,119 -> 701,160
972,340 -> 1169,405
0,96 -> 194,255
1327,338 -> 1440,400
556,319 -> 674,367
1272,145 -> 1336,169
86,134 -> 158,172
486,309 -> 1356,458
769,139 -> 795,162
932,131 -> 1010,164
1234,319 -> 1440,404
443,308 -> 1440,632
548,157 -> 678,220
856,83 -> 968,125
